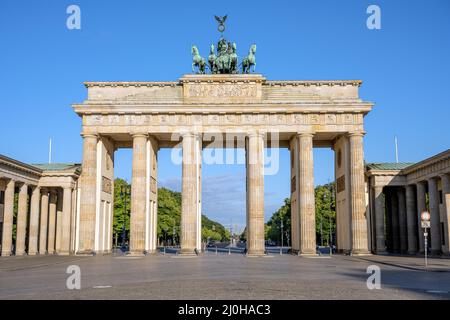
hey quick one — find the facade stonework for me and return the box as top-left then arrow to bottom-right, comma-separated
72,74 -> 373,256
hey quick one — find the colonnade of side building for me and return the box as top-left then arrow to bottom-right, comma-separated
367,150 -> 450,256
0,156 -> 80,256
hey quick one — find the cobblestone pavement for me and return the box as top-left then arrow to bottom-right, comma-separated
0,253 -> 449,299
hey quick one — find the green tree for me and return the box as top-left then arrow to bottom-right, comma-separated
265,198 -> 291,245
315,183 -> 336,246
112,179 -> 230,247
264,183 -> 336,247
112,178 -> 131,247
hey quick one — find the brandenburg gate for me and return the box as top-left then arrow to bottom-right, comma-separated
73,73 -> 373,256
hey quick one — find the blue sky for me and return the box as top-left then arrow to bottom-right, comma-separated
1,0 -> 449,231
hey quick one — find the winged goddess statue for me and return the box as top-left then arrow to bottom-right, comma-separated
214,15 -> 227,33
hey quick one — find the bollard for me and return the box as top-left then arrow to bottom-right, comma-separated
228,247 -> 231,255
163,246 -> 166,255
280,247 -> 282,255
215,246 -> 218,255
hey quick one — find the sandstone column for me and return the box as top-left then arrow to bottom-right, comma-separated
77,133 -> 98,254
428,177 -> 441,255
1,180 -> 15,256
55,189 -> 63,253
60,187 -> 73,255
348,132 -> 370,255
416,181 -> 426,253
39,188 -> 49,254
15,183 -> 29,255
297,133 -> 316,255
28,186 -> 41,255
373,186 -> 386,253
289,138 -> 299,253
390,190 -> 400,253
180,133 -> 202,254
385,189 -> 393,251
441,174 -> 450,255
405,185 -> 418,254
398,187 -> 408,253
47,191 -> 57,254
245,132 -> 265,256
130,133 -> 148,255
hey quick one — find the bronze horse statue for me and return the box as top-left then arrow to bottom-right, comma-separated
242,44 -> 256,73
191,45 -> 206,74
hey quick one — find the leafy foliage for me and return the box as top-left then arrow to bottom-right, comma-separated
265,198 -> 291,245
264,183 -> 336,246
112,179 -> 230,246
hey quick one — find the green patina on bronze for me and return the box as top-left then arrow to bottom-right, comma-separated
191,15 -> 257,75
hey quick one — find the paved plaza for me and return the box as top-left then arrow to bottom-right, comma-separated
0,252 -> 449,300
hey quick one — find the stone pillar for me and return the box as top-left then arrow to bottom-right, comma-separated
246,132 -> 265,256
130,133 -> 148,255
373,186 -> 386,254
55,189 -> 63,253
405,185 -> 418,254
385,189 -> 393,251
180,133 -> 202,254
441,174 -> 450,255
397,187 -> 408,254
289,138 -> 299,253
348,132 -> 370,255
416,181 -> 426,253
28,186 -> 41,255
428,177 -> 441,255
60,187 -> 73,255
15,183 -> 29,255
297,133 -> 316,255
390,190 -> 400,253
47,191 -> 57,254
77,133 -> 98,254
1,180 -> 15,256
39,188 -> 49,254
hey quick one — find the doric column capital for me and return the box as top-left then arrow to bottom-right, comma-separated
347,131 -> 366,138
416,180 -> 426,187
296,131 -> 314,138
247,131 -> 265,138
427,176 -> 438,184
80,132 -> 99,139
131,132 -> 148,139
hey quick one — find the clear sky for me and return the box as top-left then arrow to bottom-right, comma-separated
1,0 -> 449,231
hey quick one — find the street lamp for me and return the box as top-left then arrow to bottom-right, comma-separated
280,219 -> 284,255
421,211 -> 431,270
173,226 -> 177,246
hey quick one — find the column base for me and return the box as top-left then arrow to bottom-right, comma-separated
179,248 -> 199,256
57,251 -> 70,256
350,250 -> 372,256
430,250 -> 442,256
246,252 -> 266,257
127,251 -> 146,257
28,252 -> 38,256
0,251 -> 12,257
374,250 -> 388,255
76,250 -> 96,256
